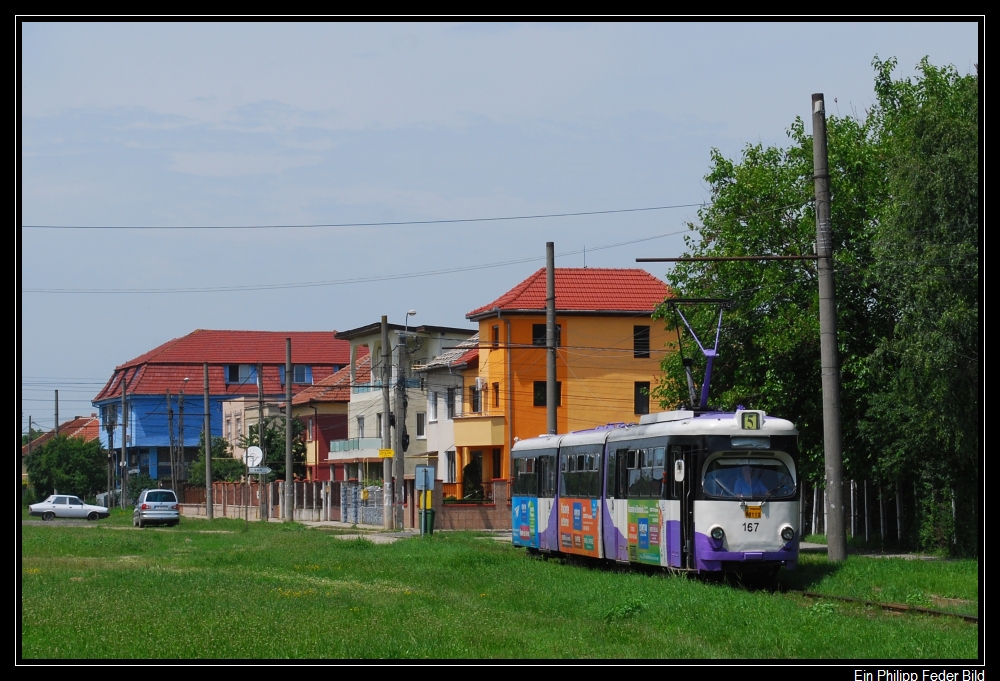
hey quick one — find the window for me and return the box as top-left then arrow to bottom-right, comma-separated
356,416 -> 365,439
625,446 -> 666,498
532,324 -> 561,347
226,364 -> 258,385
634,325 -> 651,358
469,385 -> 481,413
446,388 -> 456,419
446,451 -> 456,483
376,413 -> 383,439
703,456 -> 795,501
306,418 -> 314,441
416,412 -> 426,438
492,382 -> 500,408
492,448 -> 502,480
634,382 -> 651,415
279,365 -> 313,385
235,417 -> 241,441
492,325 -> 500,348
225,418 -> 232,442
512,456 -> 537,495
428,391 -> 438,422
559,446 -> 601,498
533,381 -> 562,407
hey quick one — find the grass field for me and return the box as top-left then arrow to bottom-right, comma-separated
20,510 -> 979,659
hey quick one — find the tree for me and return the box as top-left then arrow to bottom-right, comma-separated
652,108 -> 891,487
652,57 -> 978,554
24,435 -> 107,500
187,431 -> 245,486
236,415 -> 306,482
21,426 -> 44,446
865,57 -> 979,553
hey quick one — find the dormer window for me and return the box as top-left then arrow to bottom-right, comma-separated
226,364 -> 258,385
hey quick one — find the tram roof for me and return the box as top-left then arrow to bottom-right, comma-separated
607,410 -> 797,441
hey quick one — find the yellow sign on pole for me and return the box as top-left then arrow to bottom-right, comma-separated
379,448 -> 394,459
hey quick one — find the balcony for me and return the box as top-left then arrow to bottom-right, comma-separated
329,437 -> 383,452
327,437 -> 383,463
453,413 -> 506,447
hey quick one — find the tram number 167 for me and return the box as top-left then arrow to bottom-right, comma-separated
742,522 -> 760,532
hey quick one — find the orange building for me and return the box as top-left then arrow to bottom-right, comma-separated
448,268 -> 672,499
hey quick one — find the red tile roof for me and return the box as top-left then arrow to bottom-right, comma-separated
21,414 -> 101,457
466,268 -> 671,320
292,348 -> 369,406
94,330 -> 350,401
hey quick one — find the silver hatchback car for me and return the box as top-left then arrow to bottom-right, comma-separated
133,489 -> 180,528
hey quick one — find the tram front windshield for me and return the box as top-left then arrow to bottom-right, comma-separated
703,456 -> 795,501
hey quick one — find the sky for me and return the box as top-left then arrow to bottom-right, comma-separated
19,21 -> 979,434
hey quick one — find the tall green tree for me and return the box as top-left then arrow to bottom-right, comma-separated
24,435 -> 107,499
652,57 -> 978,554
652,110 -> 891,486
865,57 -> 979,553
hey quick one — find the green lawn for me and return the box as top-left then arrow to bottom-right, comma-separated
20,511 -> 979,659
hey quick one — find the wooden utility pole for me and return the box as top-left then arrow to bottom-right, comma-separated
381,316 -> 393,529
546,242 -> 557,435
812,93 -> 846,562
204,363 -> 213,520
285,338 -> 293,521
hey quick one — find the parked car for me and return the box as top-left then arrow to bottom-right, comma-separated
28,495 -> 110,521
133,489 -> 180,528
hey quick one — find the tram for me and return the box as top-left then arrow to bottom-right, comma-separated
511,408 -> 800,575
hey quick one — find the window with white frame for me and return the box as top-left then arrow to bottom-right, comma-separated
416,412 -> 426,438
376,413 -> 383,439
428,391 -> 438,422
357,415 -> 365,439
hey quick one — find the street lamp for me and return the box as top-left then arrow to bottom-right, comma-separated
404,309 -> 417,337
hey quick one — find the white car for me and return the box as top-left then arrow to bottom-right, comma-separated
29,495 -> 110,521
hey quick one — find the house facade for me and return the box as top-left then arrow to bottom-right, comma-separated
413,334 -> 479,487
289,361 -> 354,481
91,329 -> 350,485
450,268 -> 673,499
332,322 -> 477,520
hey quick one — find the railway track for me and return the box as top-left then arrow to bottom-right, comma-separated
792,590 -> 978,623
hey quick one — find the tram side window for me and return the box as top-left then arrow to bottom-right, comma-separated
512,457 -> 537,496
560,449 -> 601,498
626,447 -> 667,498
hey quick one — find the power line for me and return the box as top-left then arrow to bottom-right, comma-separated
23,229 -> 689,294
22,202 -> 705,230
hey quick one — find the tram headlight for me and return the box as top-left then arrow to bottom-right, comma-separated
710,526 -> 725,541
780,525 -> 795,542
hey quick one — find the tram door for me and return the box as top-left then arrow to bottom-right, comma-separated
602,448 -> 630,563
670,446 -> 695,569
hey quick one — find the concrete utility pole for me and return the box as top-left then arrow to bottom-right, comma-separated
812,93 -> 846,562
167,389 -> 175,492
381,316 -> 393,529
179,382 -> 186,487
54,391 -> 59,436
204,363 -> 213,520
546,242 -> 557,435
258,363 -> 266,521
121,387 -> 128,509
394,328 -> 405,528
285,338 -> 293,521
